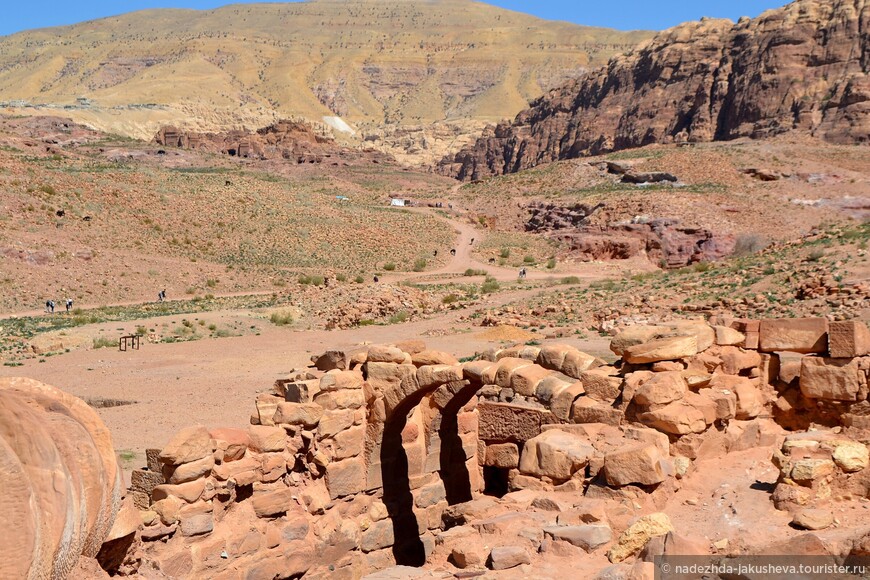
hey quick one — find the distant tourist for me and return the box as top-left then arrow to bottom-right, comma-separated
433,250 -> 438,257
450,248 -> 456,256
65,298 -> 73,312
373,276 -> 379,283
45,300 -> 52,313
470,238 -> 474,245
158,289 -> 166,302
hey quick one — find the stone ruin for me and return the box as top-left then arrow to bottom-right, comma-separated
8,317 -> 870,578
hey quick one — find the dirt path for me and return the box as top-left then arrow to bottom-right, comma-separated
0,282 -> 613,459
391,205 -> 619,284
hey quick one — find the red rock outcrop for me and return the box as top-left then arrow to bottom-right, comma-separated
0,377 -> 122,580
155,119 -> 392,165
440,0 -> 870,180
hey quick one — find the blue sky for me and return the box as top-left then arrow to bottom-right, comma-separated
0,0 -> 790,37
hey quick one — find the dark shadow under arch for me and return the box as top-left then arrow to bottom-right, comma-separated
438,382 -> 477,505
381,390 -> 428,566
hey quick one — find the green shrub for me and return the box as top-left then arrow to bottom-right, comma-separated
354,276 -> 365,284
336,273 -> 347,282
523,255 -> 535,264
270,311 -> 294,326
413,258 -> 427,272
206,278 -> 218,288
442,294 -> 460,304
500,248 -> 510,259
464,268 -> 487,276
546,257 -> 556,269
481,276 -> 500,294
560,276 -> 581,284
389,311 -> 410,324
92,336 -> 115,349
383,262 -> 396,271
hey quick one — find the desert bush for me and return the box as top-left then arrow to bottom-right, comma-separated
413,258 -> 427,272
383,262 -> 396,271
389,310 -> 409,324
92,336 -> 115,349
546,257 -> 556,269
481,276 -> 500,294
270,311 -> 294,326
523,255 -> 535,264
354,275 -> 365,284
442,294 -> 460,304
500,248 -> 510,258
806,249 -> 826,262
560,276 -> 581,284
732,234 -> 769,256
336,273 -> 347,282
464,268 -> 487,276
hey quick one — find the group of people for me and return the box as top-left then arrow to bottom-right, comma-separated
44,288 -> 167,315
44,299 -> 73,314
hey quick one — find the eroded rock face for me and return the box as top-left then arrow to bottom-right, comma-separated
155,120 -> 392,165
440,0 -> 870,180
0,377 -> 122,580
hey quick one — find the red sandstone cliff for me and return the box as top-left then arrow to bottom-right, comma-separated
439,0 -> 869,180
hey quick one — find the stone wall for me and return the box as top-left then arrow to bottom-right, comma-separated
131,316 -> 870,577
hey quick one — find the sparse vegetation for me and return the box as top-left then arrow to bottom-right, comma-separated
481,276 -> 500,294
269,311 -> 294,326
92,336 -> 116,349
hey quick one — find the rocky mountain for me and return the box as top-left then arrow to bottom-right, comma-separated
439,0 -> 869,180
0,0 -> 650,164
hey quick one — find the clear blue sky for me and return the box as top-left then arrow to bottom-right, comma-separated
0,0 -> 790,37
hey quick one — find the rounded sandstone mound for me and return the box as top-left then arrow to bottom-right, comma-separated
0,377 -> 122,580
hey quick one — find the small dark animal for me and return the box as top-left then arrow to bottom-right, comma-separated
55,209 -> 65,217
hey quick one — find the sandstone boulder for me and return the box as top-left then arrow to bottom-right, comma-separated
544,524 -> 613,552
800,357 -> 860,401
603,445 -> 668,487
488,546 -> 530,570
828,320 -> 870,358
606,513 -> 674,563
624,336 -> 698,364
759,318 -> 828,354
633,371 -> 686,407
158,425 -> 212,466
639,401 -> 707,435
832,441 -> 869,473
518,429 -> 595,481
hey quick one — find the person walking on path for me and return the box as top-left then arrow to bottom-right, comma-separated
65,298 -> 73,312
